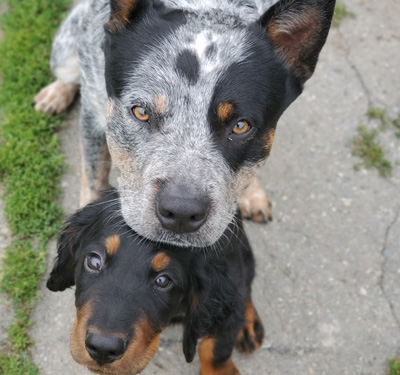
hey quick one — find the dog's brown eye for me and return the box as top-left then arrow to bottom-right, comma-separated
132,106 -> 149,122
86,254 -> 102,272
232,120 -> 250,135
154,275 -> 171,288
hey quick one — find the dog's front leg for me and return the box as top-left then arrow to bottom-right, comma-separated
238,177 -> 272,223
79,108 -> 112,207
198,335 -> 240,375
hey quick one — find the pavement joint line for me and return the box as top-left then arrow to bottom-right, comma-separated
336,29 -> 372,108
379,206 -> 400,330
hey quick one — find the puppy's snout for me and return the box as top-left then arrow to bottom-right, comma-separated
156,184 -> 210,234
85,332 -> 127,365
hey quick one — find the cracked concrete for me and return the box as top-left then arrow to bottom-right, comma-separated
0,0 -> 399,374
380,208 -> 400,329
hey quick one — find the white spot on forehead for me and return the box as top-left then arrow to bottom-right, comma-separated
193,32 -> 208,57
190,31 -> 219,74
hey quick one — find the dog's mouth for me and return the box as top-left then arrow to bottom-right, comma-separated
70,305 -> 160,375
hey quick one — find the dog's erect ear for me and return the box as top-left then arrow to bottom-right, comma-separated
260,0 -> 335,83
106,0 -> 143,33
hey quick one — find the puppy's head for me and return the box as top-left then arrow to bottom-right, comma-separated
103,0 -> 335,247
47,191 -> 243,374
47,191 -> 189,374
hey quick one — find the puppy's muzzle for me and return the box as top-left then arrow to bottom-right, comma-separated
85,332 -> 127,365
156,183 -> 210,234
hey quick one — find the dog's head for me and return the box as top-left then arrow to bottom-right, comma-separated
47,191 -> 245,374
103,0 -> 335,247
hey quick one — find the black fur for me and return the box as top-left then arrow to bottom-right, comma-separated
47,190 -> 263,371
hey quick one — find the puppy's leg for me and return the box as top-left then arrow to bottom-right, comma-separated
79,108 -> 111,207
34,3 -> 83,114
199,335 -> 240,375
238,177 -> 272,223
235,298 -> 264,354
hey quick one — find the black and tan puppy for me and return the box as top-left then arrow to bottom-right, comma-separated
47,190 -> 264,375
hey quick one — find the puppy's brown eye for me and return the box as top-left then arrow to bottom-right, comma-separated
154,275 -> 171,288
86,253 -> 102,272
232,120 -> 250,135
132,106 -> 149,122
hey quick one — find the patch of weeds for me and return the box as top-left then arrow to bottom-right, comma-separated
389,359 -> 400,375
0,0 -> 72,372
351,126 -> 392,177
367,106 -> 400,135
367,106 -> 389,129
0,354 -> 39,375
333,2 -> 356,27
352,107 -> 400,176
393,116 -> 400,138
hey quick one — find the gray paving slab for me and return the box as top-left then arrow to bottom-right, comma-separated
25,0 -> 400,374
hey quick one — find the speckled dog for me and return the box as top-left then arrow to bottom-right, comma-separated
35,0 -> 335,248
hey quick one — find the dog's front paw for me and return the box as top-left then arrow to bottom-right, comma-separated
200,360 -> 240,375
34,80 -> 78,115
236,301 -> 264,354
238,178 -> 272,223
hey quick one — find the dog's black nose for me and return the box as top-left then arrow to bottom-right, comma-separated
85,332 -> 127,365
156,184 -> 210,234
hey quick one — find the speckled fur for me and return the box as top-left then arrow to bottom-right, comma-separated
48,0 -> 334,247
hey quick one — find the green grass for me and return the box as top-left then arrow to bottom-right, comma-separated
333,2 -> 356,27
0,354 -> 39,375
351,125 -> 392,177
390,359 -> 400,375
0,0 -> 72,372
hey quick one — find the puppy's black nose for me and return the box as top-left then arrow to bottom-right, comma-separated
85,332 -> 127,365
156,184 -> 210,234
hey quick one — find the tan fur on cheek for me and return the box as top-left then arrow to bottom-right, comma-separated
71,307 -> 160,375
110,317 -> 160,375
264,128 -> 275,156
70,301 -> 95,367
106,100 -> 116,122
107,138 -> 135,174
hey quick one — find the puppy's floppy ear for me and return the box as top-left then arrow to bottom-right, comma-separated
106,0 -> 143,33
260,0 -> 335,83
46,216 -> 86,292
182,273 -> 205,363
182,262 -> 240,363
46,202 -> 106,292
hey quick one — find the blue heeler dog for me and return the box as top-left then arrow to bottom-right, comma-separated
34,0 -> 335,248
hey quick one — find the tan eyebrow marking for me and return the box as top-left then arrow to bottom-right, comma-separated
105,235 -> 120,255
217,102 -> 234,122
154,94 -> 168,115
151,253 -> 171,272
